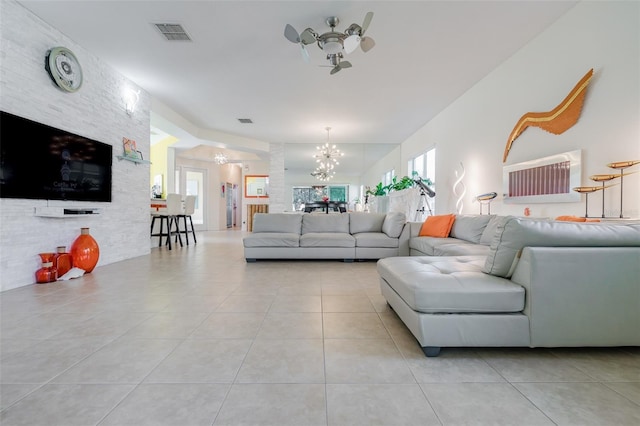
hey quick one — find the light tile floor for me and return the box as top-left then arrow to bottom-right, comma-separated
1,230 -> 639,426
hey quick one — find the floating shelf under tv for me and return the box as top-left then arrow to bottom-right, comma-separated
117,155 -> 151,165
34,207 -> 102,218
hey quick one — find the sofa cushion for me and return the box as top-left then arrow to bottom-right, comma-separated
479,215 -> 502,246
419,214 -> 455,237
382,212 -> 406,238
300,232 -> 355,247
243,232 -> 300,247
377,256 -> 525,313
450,215 -> 493,243
354,232 -> 399,248
302,213 -> 350,234
252,213 -> 303,234
483,216 -> 640,278
349,212 -> 385,234
410,237 -> 491,256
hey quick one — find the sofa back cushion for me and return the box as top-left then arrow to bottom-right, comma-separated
450,215 -> 493,243
349,212 -> 385,234
479,215 -> 502,245
302,213 -> 350,234
382,212 -> 406,238
252,213 -> 303,234
483,216 -> 640,277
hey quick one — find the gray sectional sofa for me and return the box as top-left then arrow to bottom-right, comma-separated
243,212 -> 408,261
378,215 -> 640,356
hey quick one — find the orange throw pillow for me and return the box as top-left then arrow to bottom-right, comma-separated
419,214 -> 455,237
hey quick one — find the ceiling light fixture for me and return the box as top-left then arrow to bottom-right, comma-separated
311,167 -> 335,181
311,127 -> 343,181
214,152 -> 228,164
284,12 -> 375,75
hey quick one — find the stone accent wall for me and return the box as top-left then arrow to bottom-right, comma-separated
268,143 -> 286,213
0,0 -> 151,291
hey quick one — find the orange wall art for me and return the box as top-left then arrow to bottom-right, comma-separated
503,68 -> 594,163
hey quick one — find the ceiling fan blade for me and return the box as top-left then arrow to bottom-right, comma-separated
340,61 -> 353,69
284,24 -> 300,43
343,35 -> 361,54
300,28 -> 316,45
361,37 -> 375,52
361,12 -> 374,34
301,45 -> 310,63
330,65 -> 341,75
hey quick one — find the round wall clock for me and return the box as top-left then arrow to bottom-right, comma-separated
45,46 -> 83,92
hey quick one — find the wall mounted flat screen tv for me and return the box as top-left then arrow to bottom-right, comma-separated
0,111 -> 112,202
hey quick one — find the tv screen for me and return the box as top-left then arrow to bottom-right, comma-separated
0,111 -> 112,202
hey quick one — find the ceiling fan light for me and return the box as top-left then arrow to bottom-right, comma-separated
343,35 -> 361,54
323,40 -> 342,54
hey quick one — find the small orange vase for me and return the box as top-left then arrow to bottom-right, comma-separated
70,228 -> 99,273
36,253 -> 57,283
54,246 -> 73,278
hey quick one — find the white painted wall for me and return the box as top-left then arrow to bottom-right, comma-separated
366,1 -> 640,219
0,0 -> 151,290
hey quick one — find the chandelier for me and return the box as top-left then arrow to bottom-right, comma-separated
214,152 -> 228,164
311,127 -> 343,181
311,165 -> 335,181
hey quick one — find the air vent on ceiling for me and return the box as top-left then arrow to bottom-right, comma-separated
153,23 -> 191,41
238,118 -> 253,124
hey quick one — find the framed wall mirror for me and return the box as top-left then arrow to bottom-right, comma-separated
245,175 -> 269,198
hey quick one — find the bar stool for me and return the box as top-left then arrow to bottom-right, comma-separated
175,195 -> 197,245
150,193 -> 183,250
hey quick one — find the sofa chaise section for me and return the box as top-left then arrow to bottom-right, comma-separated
379,216 -> 640,356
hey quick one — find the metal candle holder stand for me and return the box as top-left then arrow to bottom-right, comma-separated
575,160 -> 638,218
607,161 -> 640,218
572,186 -> 602,218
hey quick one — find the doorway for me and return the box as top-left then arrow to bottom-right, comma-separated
226,182 -> 233,228
178,167 -> 207,230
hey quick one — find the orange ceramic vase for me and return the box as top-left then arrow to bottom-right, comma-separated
70,228 -> 99,273
54,246 -> 73,278
36,253 -> 57,283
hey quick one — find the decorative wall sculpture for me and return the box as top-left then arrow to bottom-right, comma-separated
503,68 -> 593,163
452,162 -> 466,214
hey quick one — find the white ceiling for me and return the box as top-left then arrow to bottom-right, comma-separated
19,0 -> 577,176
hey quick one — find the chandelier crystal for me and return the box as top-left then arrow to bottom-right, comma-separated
214,152 -> 228,165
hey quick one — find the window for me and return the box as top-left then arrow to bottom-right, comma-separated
408,147 -> 436,217
382,169 -> 395,187
408,147 -> 435,184
292,185 -> 349,211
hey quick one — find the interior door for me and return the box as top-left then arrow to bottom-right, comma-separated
226,182 -> 233,228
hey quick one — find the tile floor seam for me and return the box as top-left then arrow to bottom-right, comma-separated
415,383 -> 445,426
92,382 -> 141,426
0,382 -> 47,414
600,381 -> 640,408
505,380 -> 560,425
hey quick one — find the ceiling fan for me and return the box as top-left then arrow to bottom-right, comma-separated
284,12 -> 375,75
